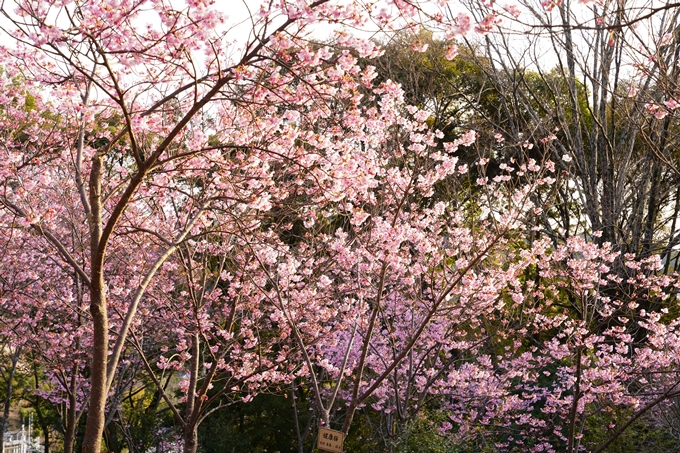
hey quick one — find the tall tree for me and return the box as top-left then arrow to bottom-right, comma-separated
456,0 -> 680,258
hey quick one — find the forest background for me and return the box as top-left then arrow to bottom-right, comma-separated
2,0 -> 680,452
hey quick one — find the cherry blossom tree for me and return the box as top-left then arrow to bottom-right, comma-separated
127,239 -> 298,453
416,237 -> 680,453
0,1 -> 488,451
0,194 -> 88,452
343,5 -> 680,448
236,82 -> 560,446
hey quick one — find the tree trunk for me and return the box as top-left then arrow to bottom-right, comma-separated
82,153 -> 107,453
104,423 -> 124,453
64,371 -> 79,453
63,426 -> 75,453
35,407 -> 51,453
33,357 -> 51,453
183,425 -> 198,453
291,383 -> 304,453
82,278 -> 108,453
182,334 -> 201,453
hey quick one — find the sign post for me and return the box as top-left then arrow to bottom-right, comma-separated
317,427 -> 345,453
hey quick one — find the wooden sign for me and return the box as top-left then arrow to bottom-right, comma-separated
317,427 -> 345,453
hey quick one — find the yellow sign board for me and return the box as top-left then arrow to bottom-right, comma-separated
317,427 -> 344,453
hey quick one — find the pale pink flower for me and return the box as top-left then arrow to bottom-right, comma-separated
411,41 -> 429,52
660,33 -> 673,47
664,98 -> 679,110
503,4 -> 521,18
445,44 -> 458,60
541,0 -> 561,12
655,109 -> 668,119
475,13 -> 501,35
452,14 -> 472,36
457,130 -> 477,147
646,102 -> 669,119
